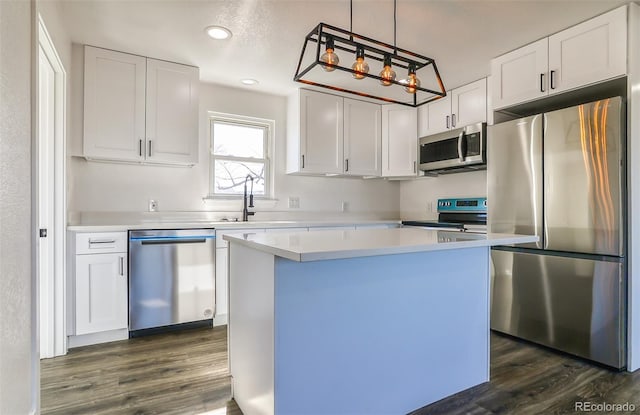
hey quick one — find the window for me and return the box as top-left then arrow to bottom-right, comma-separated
209,114 -> 272,198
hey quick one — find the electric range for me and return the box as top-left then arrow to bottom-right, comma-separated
402,197 -> 487,234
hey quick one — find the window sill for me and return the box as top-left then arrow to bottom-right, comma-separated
202,196 -> 279,210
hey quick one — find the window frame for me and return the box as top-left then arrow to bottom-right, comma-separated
208,112 -> 274,199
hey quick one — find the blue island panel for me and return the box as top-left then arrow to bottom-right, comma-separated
273,247 -> 489,415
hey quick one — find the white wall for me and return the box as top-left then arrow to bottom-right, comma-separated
0,0 -> 36,413
67,44 -> 400,220
399,171 -> 487,220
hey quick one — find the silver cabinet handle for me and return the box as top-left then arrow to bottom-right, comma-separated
148,140 -> 152,157
446,115 -> 450,129
301,154 -> 305,168
345,158 -> 349,172
413,160 -> 416,173
550,70 -> 556,90
458,131 -> 465,162
139,139 -> 143,157
89,239 -> 116,245
119,256 -> 124,276
540,73 -> 545,93
452,114 -> 456,128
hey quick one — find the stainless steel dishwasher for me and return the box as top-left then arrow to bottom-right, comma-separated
128,229 -> 215,336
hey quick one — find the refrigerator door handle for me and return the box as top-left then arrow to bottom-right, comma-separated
458,131 -> 465,162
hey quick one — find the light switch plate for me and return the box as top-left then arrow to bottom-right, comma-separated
148,199 -> 158,212
288,197 -> 300,209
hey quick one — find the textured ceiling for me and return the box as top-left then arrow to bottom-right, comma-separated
58,0 -> 631,97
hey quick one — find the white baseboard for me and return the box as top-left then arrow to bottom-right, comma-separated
68,328 -> 129,348
214,313 -> 228,327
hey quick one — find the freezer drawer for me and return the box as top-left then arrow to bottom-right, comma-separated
129,229 -> 216,332
491,248 -> 625,368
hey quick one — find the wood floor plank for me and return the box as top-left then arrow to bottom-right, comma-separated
43,327 -> 640,415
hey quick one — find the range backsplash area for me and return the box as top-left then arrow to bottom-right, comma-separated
399,170 -> 487,221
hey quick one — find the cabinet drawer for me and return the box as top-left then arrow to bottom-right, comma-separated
76,232 -> 127,254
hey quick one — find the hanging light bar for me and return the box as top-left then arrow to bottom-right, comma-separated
293,22 -> 446,107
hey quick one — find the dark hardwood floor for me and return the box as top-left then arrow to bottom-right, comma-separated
414,333 -> 640,415
40,326 -> 241,415
42,327 -> 640,415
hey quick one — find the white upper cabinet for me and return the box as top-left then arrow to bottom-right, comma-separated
287,89 -> 382,176
298,89 -> 344,174
344,98 -> 381,176
491,5 -> 626,110
548,6 -> 627,94
451,79 -> 487,129
146,58 -> 199,165
83,46 -> 199,166
381,105 -> 417,177
418,95 -> 451,137
491,39 -> 549,110
418,78 -> 487,137
83,47 -> 146,162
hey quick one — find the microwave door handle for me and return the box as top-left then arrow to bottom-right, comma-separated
458,131 -> 465,162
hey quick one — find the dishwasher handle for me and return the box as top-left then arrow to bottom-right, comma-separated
139,238 -> 210,245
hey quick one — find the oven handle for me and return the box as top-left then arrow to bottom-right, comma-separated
457,130 -> 465,162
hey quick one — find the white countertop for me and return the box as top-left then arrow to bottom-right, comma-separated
223,228 -> 539,262
67,219 -> 399,232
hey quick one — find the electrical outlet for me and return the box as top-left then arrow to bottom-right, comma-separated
341,201 -> 348,212
288,196 -> 300,209
148,199 -> 158,212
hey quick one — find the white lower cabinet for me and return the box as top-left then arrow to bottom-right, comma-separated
70,231 -> 128,340
75,253 -> 128,335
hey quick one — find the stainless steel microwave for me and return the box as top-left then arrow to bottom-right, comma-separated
419,122 -> 486,172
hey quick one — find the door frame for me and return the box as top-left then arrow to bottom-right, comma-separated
37,14 -> 67,358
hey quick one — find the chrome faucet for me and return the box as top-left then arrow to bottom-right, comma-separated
242,175 -> 255,222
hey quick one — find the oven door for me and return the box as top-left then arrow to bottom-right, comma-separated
419,123 -> 486,171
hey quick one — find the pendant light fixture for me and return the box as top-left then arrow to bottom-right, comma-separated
293,0 -> 446,107
379,54 -> 396,86
351,46 -> 369,79
320,36 -> 340,72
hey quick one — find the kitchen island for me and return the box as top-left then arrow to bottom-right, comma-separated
224,228 -> 537,415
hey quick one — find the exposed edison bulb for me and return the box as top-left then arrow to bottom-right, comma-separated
379,54 -> 396,86
405,64 -> 421,94
351,46 -> 369,80
320,36 -> 339,72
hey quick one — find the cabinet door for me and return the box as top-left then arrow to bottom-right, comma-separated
418,95 -> 451,137
299,90 -> 344,174
75,253 -> 128,335
491,38 -> 548,109
83,46 -> 146,161
451,78 -> 486,128
344,98 -> 381,176
146,58 -> 199,165
381,105 -> 417,177
548,6 -> 626,94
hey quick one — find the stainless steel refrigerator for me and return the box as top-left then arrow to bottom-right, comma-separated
488,96 -> 626,369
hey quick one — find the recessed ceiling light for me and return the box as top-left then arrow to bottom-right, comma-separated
241,79 -> 259,86
205,25 -> 232,40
